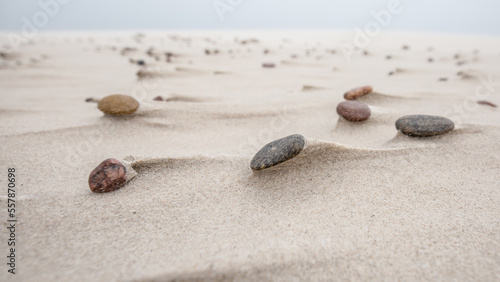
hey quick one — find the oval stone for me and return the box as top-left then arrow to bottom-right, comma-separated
88,158 -> 127,193
344,85 -> 373,100
336,101 -> 371,122
98,94 -> 139,115
395,115 -> 454,137
262,63 -> 275,68
251,134 -> 306,171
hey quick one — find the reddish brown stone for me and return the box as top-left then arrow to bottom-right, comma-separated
88,158 -> 127,193
336,101 -> 371,122
477,100 -> 497,108
343,85 -> 373,100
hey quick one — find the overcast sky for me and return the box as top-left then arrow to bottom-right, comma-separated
0,0 -> 499,35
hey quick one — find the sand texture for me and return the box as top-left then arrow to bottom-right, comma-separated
0,31 -> 499,281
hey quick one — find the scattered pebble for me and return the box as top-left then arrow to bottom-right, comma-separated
402,45 -> 409,50
427,58 -> 434,62
85,97 -> 98,103
137,60 -> 145,66
395,115 -> 454,137
386,55 -> 392,60
153,96 -> 164,101
336,101 -> 371,122
88,158 -> 127,193
343,85 -> 373,100
250,134 -> 306,171
439,77 -> 448,81
97,94 -> 139,115
388,71 -> 394,76
477,100 -> 497,107
262,63 -> 275,68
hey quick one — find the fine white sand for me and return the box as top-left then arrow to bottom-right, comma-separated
0,30 -> 499,281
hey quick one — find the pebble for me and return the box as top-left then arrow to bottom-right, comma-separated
336,101 -> 371,122
98,94 -> 139,115
343,85 -> 373,100
153,96 -> 164,101
477,100 -> 497,107
251,134 -> 306,171
262,63 -> 275,68
395,115 -> 454,137
88,158 -> 127,193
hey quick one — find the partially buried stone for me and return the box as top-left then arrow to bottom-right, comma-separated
336,101 -> 371,122
395,115 -> 454,137
343,85 -> 373,100
251,134 -> 306,171
98,94 -> 139,115
88,158 -> 127,193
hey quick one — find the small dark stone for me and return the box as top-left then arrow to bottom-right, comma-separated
88,158 -> 127,193
262,63 -> 275,68
388,71 -> 394,76
250,134 -> 306,171
336,101 -> 371,122
428,58 -> 434,62
153,96 -> 164,101
386,55 -> 392,59
395,115 -> 454,137
439,77 -> 448,81
85,97 -> 97,103
137,60 -> 145,66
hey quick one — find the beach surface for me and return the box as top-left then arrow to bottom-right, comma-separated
0,30 -> 499,281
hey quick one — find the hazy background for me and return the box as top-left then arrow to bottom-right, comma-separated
0,0 -> 499,35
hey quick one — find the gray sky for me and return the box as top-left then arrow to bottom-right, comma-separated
0,0 -> 499,35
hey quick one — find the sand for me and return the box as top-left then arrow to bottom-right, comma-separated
0,30 -> 499,281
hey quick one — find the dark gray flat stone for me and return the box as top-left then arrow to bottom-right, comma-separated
395,115 -> 454,137
251,134 -> 306,170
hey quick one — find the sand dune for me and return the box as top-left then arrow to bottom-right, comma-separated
0,30 -> 499,281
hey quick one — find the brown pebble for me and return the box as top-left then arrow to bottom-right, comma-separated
98,94 -> 139,115
336,101 -> 371,122
477,100 -> 497,107
153,96 -> 164,101
262,63 -> 275,68
88,158 -> 127,193
343,85 -> 373,100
